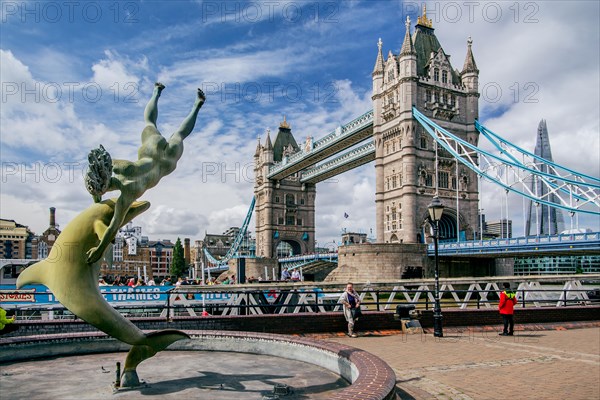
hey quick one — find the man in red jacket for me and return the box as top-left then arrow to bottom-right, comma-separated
499,282 -> 517,336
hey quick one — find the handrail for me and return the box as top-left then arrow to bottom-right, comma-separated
4,279 -> 599,320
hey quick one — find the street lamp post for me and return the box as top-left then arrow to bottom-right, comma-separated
428,196 -> 445,338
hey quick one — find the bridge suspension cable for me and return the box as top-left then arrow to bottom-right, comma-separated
203,196 -> 256,267
412,107 -> 600,216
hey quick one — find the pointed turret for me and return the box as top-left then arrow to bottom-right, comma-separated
372,38 -> 384,76
399,16 -> 417,80
262,128 -> 274,166
254,135 -> 261,158
400,16 -> 415,55
461,37 -> 479,94
264,128 -> 273,150
461,36 -> 479,74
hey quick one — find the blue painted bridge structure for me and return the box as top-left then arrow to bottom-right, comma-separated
266,108 -> 599,216
277,232 -> 600,269
204,108 -> 599,270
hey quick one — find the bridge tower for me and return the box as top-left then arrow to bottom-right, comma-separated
373,8 -> 480,244
254,118 -> 316,258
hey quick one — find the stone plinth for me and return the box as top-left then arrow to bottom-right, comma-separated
325,243 -> 428,282
227,257 -> 279,282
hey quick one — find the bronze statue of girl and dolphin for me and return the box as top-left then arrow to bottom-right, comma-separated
17,83 -> 205,387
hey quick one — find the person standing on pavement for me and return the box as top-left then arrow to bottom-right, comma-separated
499,282 -> 517,336
339,282 -> 361,337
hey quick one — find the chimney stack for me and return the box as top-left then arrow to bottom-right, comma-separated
49,207 -> 56,228
184,238 -> 191,265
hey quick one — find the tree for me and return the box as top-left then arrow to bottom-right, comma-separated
170,237 -> 186,278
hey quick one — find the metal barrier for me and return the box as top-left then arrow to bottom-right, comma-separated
2,279 -> 598,320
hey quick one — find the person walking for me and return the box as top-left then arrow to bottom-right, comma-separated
339,282 -> 361,338
499,282 -> 517,336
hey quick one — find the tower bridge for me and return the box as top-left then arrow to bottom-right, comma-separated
204,9 -> 599,281
252,10 -> 483,267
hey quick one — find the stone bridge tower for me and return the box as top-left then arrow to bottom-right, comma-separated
254,118 -> 316,258
372,8 -> 481,244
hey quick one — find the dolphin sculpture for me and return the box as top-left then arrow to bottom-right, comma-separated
16,199 -> 189,387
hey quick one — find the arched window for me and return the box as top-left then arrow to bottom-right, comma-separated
425,173 -> 433,187
442,70 -> 448,84
438,171 -> 449,188
434,68 -> 440,81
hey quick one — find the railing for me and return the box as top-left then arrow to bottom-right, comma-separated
430,232 -> 600,255
2,278 -> 598,320
279,252 -> 338,263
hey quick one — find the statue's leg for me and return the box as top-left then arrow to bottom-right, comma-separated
144,83 -> 165,127
169,88 -> 205,143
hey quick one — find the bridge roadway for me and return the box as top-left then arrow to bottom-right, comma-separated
278,232 -> 600,266
431,231 -> 600,257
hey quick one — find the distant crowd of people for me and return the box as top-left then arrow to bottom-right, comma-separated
98,269 -> 308,287
97,274 -> 239,287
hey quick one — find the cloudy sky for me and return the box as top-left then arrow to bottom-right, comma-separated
1,0 -> 599,247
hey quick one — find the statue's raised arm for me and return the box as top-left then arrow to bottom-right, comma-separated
85,83 -> 206,263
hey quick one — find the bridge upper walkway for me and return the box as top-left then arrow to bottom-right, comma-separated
267,110 -> 373,181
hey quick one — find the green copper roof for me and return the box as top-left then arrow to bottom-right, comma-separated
413,25 -> 441,76
273,127 -> 299,162
412,24 -> 461,84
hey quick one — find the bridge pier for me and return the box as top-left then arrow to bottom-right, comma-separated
323,244 -> 520,282
436,258 -> 495,278
325,243 -> 428,282
226,257 -> 279,283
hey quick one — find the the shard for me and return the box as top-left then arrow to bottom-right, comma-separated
525,120 -> 565,236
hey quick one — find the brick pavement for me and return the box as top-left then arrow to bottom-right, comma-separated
326,323 -> 600,400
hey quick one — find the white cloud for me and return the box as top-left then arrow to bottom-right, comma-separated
0,49 -> 142,160
144,204 -> 206,237
157,47 -> 312,85
91,50 -> 146,89
1,0 -> 598,248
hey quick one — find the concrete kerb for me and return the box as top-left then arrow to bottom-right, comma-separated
0,330 -> 397,400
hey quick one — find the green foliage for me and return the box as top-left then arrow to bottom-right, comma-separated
170,237 -> 186,278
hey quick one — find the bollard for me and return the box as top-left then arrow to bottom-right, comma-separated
115,362 -> 121,388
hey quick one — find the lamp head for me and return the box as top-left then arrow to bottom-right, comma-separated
428,196 -> 445,222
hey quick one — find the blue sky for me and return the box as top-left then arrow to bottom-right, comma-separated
1,0 -> 599,245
